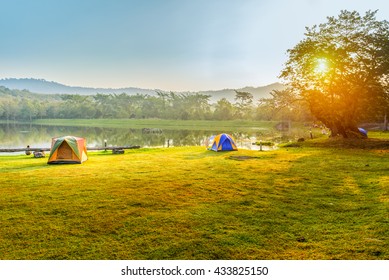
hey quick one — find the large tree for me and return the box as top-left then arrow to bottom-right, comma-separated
280,10 -> 389,137
234,91 -> 254,119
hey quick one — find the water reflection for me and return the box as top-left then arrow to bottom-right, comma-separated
0,123 -> 300,151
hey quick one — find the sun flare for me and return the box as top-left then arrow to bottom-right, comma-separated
315,58 -> 329,74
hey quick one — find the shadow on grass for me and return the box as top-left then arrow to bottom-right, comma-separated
282,137 -> 389,150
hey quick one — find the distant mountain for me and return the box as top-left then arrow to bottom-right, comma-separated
0,78 -> 284,102
200,83 -> 285,103
0,78 -> 155,96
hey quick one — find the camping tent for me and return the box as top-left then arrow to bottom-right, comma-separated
358,127 -> 368,137
47,136 -> 88,164
209,133 -> 238,152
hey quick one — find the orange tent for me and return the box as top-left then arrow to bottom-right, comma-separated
47,136 -> 88,164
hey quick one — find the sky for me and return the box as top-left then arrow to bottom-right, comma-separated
1,0 -> 388,92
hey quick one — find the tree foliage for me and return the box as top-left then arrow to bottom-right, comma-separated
280,10 -> 389,137
0,86 -> 311,122
234,91 -> 254,119
0,87 -> 214,121
258,89 -> 312,121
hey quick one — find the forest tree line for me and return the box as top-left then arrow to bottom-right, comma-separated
0,86 -> 313,122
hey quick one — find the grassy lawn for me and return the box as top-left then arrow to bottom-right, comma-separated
0,138 -> 388,260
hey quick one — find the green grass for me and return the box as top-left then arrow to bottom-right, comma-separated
0,139 -> 388,260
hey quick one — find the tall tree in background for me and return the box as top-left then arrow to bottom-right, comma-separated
234,91 -> 254,119
257,89 -> 312,121
214,98 -> 234,120
280,10 -> 389,137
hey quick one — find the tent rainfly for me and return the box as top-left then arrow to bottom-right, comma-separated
209,133 -> 238,152
47,136 -> 88,164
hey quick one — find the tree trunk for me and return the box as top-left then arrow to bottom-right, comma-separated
329,125 -> 339,137
336,123 -> 348,138
327,121 -> 362,138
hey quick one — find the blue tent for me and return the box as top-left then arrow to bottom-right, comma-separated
358,127 -> 368,137
209,133 -> 238,152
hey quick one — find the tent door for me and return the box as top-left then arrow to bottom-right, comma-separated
57,141 -> 73,159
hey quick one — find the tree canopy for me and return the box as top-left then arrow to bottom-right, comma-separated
280,10 -> 389,137
0,86 -> 312,122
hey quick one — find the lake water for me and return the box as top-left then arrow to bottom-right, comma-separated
0,122 -> 302,153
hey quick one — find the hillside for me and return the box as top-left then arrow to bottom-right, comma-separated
200,83 -> 285,103
0,78 -> 155,96
0,78 -> 284,102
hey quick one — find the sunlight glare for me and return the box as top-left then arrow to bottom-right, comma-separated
315,58 -> 329,74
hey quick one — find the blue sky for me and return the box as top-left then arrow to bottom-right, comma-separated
1,0 -> 388,91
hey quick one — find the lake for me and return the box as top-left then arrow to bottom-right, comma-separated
0,122 -> 305,153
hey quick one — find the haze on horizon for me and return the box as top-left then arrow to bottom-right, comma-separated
1,0 -> 388,92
